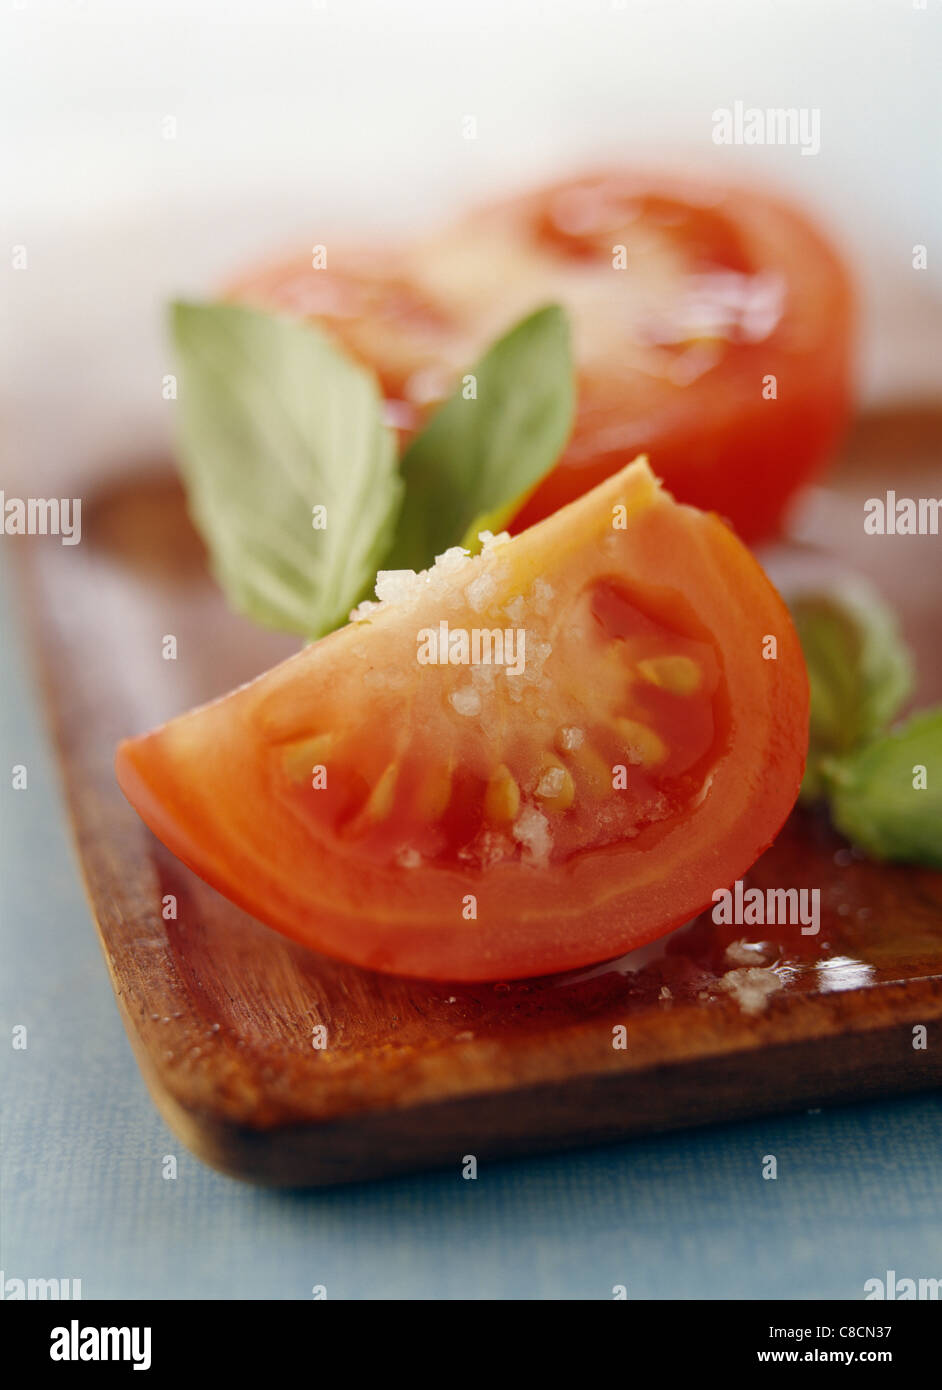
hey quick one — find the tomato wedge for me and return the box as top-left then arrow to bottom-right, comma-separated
116,460 -> 808,981
229,171 -> 854,542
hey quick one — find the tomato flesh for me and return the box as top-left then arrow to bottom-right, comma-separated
283,576 -> 725,872
116,459 -> 809,981
229,171 -> 854,542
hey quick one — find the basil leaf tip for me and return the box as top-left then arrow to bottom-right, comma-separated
171,300 -> 403,639
383,303 -> 574,573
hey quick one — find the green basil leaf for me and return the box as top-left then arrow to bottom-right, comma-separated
171,301 -> 403,638
823,709 -> 942,868
384,304 -> 574,572
788,580 -> 913,800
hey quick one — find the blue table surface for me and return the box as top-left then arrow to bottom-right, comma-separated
2,559 -> 940,1301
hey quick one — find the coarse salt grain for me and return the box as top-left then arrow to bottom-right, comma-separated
717,967 -> 784,1015
725,939 -> 769,967
375,569 -> 424,604
449,686 -> 482,717
532,578 -> 555,613
536,767 -> 566,798
349,600 -> 379,622
466,572 -> 497,612
479,530 -> 511,550
522,637 -> 552,685
512,804 -> 552,865
353,545 -> 476,623
432,545 -> 471,575
475,829 -> 513,868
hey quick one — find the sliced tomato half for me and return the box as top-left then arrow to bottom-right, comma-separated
116,460 -> 809,981
229,170 -> 854,542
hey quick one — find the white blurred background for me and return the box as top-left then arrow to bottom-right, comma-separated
3,0 -> 941,483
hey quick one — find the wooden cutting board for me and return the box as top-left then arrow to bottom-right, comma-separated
13,407 -> 942,1186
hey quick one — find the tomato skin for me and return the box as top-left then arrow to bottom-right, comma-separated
511,174 -> 854,540
229,171 -> 854,543
515,350 -> 851,543
116,461 -> 809,982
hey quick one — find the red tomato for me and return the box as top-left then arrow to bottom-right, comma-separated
116,459 -> 809,981
229,171 -> 854,542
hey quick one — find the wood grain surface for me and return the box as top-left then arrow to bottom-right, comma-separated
12,407 -> 942,1186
